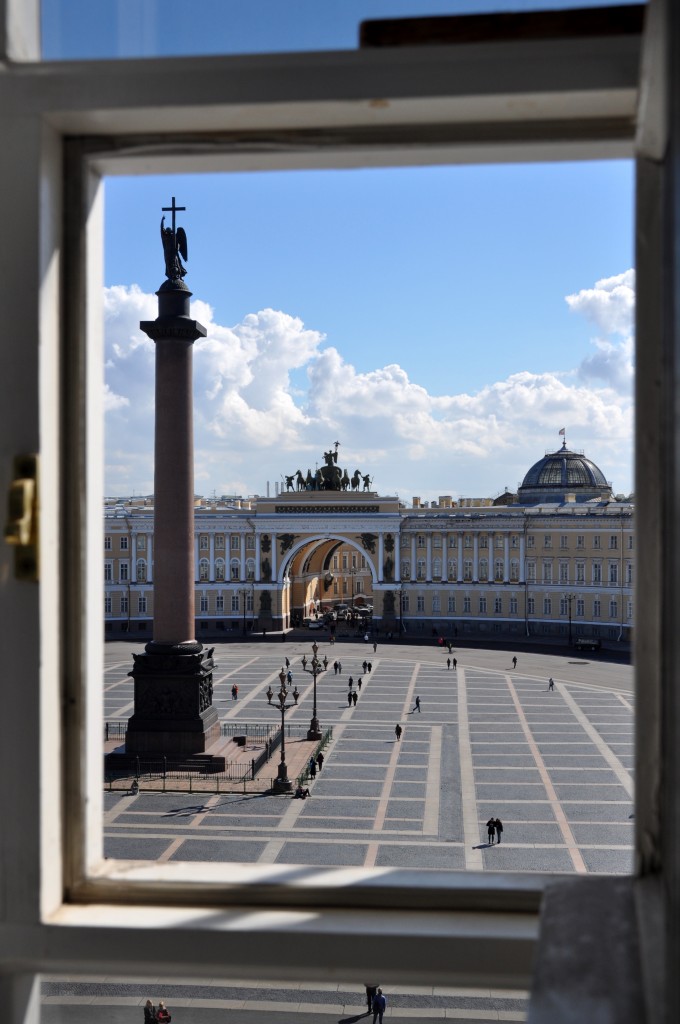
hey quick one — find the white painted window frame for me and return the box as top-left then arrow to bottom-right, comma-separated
1,0 -> 677,1019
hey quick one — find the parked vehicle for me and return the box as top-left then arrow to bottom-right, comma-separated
574,636 -> 601,652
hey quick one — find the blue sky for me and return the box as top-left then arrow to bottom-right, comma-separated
103,161 -> 634,502
43,0 -> 643,60
78,1 -> 636,501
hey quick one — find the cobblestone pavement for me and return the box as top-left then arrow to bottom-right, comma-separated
103,640 -> 634,875
42,976 -> 529,1022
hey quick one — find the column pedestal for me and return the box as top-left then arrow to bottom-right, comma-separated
126,644 -> 221,758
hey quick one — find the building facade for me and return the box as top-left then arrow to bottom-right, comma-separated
104,444 -> 634,644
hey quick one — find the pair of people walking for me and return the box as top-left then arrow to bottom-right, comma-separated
486,817 -> 504,844
446,657 -> 457,670
347,689 -> 357,706
144,1000 -> 171,1024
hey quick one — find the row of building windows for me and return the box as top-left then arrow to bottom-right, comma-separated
400,593 -> 632,619
399,558 -> 632,583
410,533 -> 633,550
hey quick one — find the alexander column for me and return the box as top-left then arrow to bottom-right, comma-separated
125,198 -> 221,762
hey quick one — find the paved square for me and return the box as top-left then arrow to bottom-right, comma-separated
103,640 -> 634,875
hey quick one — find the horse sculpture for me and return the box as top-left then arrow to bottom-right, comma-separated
351,470 -> 361,491
341,469 -> 350,491
295,469 -> 305,491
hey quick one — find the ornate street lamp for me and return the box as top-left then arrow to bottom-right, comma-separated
266,669 -> 299,793
302,644 -> 325,741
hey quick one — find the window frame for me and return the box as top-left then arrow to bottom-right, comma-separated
3,0 -> 673,1009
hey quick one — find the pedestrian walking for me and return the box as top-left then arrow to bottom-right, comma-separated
144,1000 -> 156,1024
453,658 -> 457,670
285,657 -> 290,669
363,660 -> 368,673
373,641 -> 377,653
334,661 -> 338,675
316,751 -> 324,771
365,986 -> 378,1012
337,661 -> 342,673
357,677 -> 362,691
512,656 -> 517,669
395,724 -> 402,741
368,662 -> 373,673
414,695 -> 421,712
494,817 -> 503,843
309,756 -> 317,779
372,989 -> 387,1024
548,677 -> 555,691
287,670 -> 292,684
486,818 -> 496,844
156,1001 -> 171,1023
447,658 -> 451,670
348,676 -> 354,688
347,691 -> 353,706
352,690 -> 358,706
231,684 -> 238,700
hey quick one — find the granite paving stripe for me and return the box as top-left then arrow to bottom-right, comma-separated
554,681 -> 635,797
169,840 -> 269,861
456,666 -> 484,869
502,676 -> 587,873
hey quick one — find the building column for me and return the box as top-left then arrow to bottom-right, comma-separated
131,534 -> 137,582
473,534 -> 479,582
458,534 -> 463,582
209,533 -> 215,582
504,534 -> 510,583
442,533 -> 448,580
147,536 -> 153,582
240,533 -> 246,581
255,533 -> 261,582
519,535 -> 526,583
426,535 -> 432,581
395,533 -> 401,582
410,534 -> 417,580
271,533 -> 278,582
379,533 -> 384,582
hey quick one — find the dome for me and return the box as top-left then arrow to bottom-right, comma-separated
518,441 -> 611,504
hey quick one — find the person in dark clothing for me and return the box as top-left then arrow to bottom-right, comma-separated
285,657 -> 290,669
367,662 -> 372,673
486,818 -> 496,844
334,661 -> 338,675
395,724 -> 402,741
494,817 -> 503,843
348,676 -> 354,688
548,677 -> 555,690
309,757 -> 317,778
347,691 -> 353,706
447,657 -> 451,669
365,986 -> 378,1012
357,677 -> 362,690
512,656 -> 517,669
372,989 -> 387,1024
144,1000 -> 156,1024
363,660 -> 368,673
352,690 -> 358,706
414,695 -> 421,712
373,641 -> 377,653
337,661 -> 342,673
316,751 -> 324,771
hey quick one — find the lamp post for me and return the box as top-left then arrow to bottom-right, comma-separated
566,592 -> 576,645
302,641 -> 324,740
266,667 -> 299,793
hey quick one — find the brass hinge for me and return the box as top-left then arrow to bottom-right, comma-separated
4,454 -> 39,581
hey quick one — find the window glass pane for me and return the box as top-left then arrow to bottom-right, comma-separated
102,156 -> 634,880
42,0 -> 644,60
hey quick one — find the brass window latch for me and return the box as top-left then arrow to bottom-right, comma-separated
4,454 -> 39,581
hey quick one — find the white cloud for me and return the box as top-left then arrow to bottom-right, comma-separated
566,270 -> 635,391
104,274 -> 634,500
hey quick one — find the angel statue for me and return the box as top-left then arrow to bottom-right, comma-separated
160,214 -> 188,281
